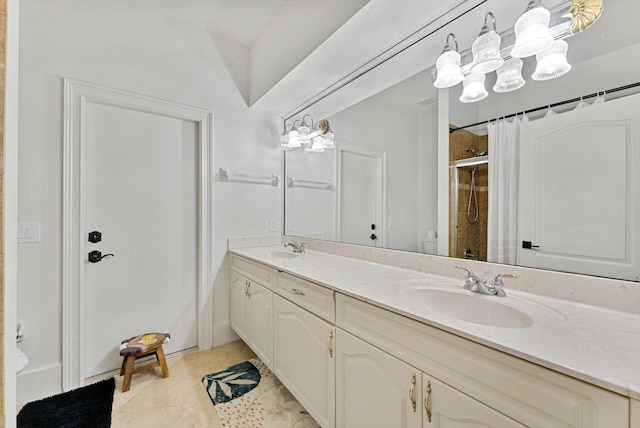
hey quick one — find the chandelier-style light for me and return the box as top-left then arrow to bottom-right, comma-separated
470,12 -> 503,75
430,0 -> 602,103
511,0 -> 554,59
280,116 -> 335,152
531,39 -> 571,81
460,73 -> 488,103
493,58 -> 526,93
433,33 -> 464,89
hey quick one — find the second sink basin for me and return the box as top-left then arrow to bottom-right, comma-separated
402,288 -> 534,328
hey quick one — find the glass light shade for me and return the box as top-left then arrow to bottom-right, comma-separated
532,40 -> 571,81
510,2 -> 553,58
280,133 -> 292,150
287,129 -> 301,148
304,136 -> 325,153
322,131 -> 335,149
460,73 -> 488,103
493,58 -> 526,93
297,122 -> 311,145
470,31 -> 504,74
434,50 -> 464,88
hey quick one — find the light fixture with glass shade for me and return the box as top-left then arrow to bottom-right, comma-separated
510,0 -> 554,58
460,73 -> 488,103
430,0 -> 602,103
433,33 -> 464,88
532,39 -> 572,80
470,12 -> 504,75
493,58 -> 526,93
280,116 -> 335,152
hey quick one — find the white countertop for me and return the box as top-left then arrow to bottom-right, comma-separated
230,245 -> 640,399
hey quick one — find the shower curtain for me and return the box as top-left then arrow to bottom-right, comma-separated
487,117 -> 524,264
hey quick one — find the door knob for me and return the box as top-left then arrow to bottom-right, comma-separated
370,233 -> 377,240
88,250 -> 114,263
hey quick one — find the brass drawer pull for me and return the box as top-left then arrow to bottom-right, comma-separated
291,288 -> 306,296
327,331 -> 334,358
424,380 -> 432,422
409,373 -> 417,412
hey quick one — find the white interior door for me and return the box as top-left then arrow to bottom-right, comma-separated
83,103 -> 199,378
338,143 -> 385,247
519,93 -> 640,281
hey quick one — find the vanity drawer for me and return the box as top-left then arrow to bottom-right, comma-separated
230,254 -> 275,290
275,272 -> 335,323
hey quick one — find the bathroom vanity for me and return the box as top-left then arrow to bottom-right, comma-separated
229,243 -> 639,427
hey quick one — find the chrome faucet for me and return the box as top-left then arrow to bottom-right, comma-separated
284,242 -> 305,253
455,266 -> 516,297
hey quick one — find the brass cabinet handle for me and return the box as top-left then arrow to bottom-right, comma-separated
292,288 -> 306,296
246,281 -> 251,298
244,280 -> 250,297
409,373 -> 417,412
327,331 -> 334,358
424,380 -> 432,422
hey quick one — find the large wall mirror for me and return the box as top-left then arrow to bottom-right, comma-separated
284,0 -> 640,282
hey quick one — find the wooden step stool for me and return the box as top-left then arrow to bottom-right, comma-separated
119,332 -> 170,392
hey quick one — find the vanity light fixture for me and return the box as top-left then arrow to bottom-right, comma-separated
493,58 -> 526,93
280,116 -> 335,152
531,39 -> 572,80
460,73 -> 489,103
430,0 -> 602,103
433,33 -> 464,88
511,0 -> 554,58
470,12 -> 504,75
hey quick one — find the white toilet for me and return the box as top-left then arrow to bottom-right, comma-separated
422,237 -> 438,254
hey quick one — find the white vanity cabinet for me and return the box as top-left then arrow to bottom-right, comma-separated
336,328 -> 523,428
336,293 -> 629,428
229,255 -> 275,369
336,328 -> 422,428
229,253 -> 631,427
274,294 -> 336,428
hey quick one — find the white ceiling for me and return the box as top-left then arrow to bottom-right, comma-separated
130,0 -> 369,48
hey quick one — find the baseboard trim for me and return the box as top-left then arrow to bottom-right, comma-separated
213,322 -> 239,347
17,364 -> 62,405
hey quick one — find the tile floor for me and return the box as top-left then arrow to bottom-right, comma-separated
110,340 -> 256,427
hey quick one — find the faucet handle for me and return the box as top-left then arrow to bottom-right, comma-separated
491,273 -> 517,297
455,265 -> 479,291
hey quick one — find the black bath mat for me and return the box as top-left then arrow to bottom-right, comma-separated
17,377 -> 115,428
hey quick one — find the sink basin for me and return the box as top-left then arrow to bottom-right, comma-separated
268,251 -> 298,259
402,288 -> 534,328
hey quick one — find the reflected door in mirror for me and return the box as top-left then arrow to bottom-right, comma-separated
339,150 -> 381,247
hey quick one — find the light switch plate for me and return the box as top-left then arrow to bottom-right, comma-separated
18,223 -> 41,243
269,218 -> 278,232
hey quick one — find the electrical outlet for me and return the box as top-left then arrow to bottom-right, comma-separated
269,218 -> 278,232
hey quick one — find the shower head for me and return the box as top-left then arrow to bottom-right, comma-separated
466,148 -> 487,157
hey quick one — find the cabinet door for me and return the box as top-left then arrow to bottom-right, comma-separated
229,270 -> 248,341
274,295 -> 335,428
423,375 -> 524,427
336,329 -> 422,428
247,281 -> 273,370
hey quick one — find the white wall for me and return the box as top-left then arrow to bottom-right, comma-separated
17,0 -> 281,403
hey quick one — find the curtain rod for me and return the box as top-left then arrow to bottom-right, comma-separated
449,81 -> 640,134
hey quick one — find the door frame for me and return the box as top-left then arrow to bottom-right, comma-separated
335,141 -> 386,247
62,79 -> 213,390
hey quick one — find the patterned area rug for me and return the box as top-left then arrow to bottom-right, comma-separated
202,358 -> 319,427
